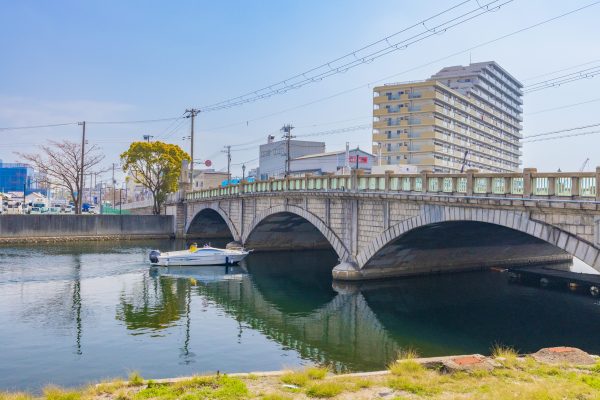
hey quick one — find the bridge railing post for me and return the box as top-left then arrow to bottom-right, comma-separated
351,169 -> 358,192
384,171 -> 392,192
523,168 -> 536,198
466,169 -> 477,196
571,175 -> 580,199
547,176 -> 556,197
420,170 -> 429,194
594,167 -> 600,201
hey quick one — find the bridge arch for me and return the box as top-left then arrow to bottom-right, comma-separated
243,204 -> 350,261
357,206 -> 600,273
186,205 -> 241,241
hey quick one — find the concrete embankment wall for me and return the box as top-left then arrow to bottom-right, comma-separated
0,215 -> 174,243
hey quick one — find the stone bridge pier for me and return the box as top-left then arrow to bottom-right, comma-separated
165,170 -> 600,281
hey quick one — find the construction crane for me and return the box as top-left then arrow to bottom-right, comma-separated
579,158 -> 590,172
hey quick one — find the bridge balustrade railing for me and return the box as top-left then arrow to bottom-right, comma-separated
184,168 -> 600,202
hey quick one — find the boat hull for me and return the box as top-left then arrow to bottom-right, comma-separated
152,251 -> 249,266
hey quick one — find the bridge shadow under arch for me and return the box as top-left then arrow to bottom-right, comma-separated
362,221 -> 571,276
244,211 -> 339,255
244,250 -> 338,315
187,208 -> 236,240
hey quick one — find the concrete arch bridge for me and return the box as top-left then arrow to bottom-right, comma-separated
166,169 -> 600,280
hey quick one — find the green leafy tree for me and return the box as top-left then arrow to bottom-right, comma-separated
120,141 -> 190,215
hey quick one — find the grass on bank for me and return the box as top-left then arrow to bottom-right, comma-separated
4,353 -> 600,399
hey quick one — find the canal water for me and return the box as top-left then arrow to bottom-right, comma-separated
2,240 -> 600,391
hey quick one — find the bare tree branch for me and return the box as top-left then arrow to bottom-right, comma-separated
17,140 -> 107,214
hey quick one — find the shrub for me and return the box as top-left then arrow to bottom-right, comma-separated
128,372 -> 144,387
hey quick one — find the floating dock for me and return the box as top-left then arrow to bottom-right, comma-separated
508,266 -> 600,297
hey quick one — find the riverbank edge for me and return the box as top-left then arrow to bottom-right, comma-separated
0,234 -> 174,244
5,347 -> 600,399
128,351 -> 600,386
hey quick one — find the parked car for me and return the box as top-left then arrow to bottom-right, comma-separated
6,202 -> 23,214
30,207 -> 42,214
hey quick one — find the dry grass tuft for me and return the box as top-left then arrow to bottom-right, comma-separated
388,359 -> 425,376
397,347 -> 420,360
43,386 -> 82,400
305,381 -> 345,398
127,372 -> 144,387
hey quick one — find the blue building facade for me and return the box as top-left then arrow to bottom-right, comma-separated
0,161 -> 38,194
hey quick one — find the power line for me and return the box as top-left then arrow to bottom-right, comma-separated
523,64 -> 600,93
232,157 -> 259,167
522,129 -> 600,143
197,0 -> 513,112
86,116 -> 183,125
0,122 -> 78,131
521,58 -> 600,82
161,118 -> 188,140
201,1 -> 600,133
525,97 -> 600,116
1,0 -> 597,147
523,122 -> 600,139
228,123 -> 372,153
297,123 -> 371,138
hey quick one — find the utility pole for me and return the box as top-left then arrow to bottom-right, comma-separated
143,135 -> 154,143
78,121 -> 86,214
345,142 -> 350,173
242,164 -> 246,181
355,145 -> 360,170
112,163 -> 118,208
88,173 -> 93,204
281,124 -> 295,177
222,145 -> 232,181
185,109 -> 200,186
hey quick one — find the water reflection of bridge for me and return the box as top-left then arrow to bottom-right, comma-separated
118,251 -> 400,370
118,249 -> 600,369
197,272 -> 400,371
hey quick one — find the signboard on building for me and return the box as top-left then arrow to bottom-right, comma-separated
349,156 -> 368,164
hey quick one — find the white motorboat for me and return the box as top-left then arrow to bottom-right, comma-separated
149,244 -> 250,266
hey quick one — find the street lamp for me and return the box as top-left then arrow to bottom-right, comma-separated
242,164 -> 246,180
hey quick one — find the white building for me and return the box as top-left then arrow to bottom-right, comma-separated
258,137 -> 325,179
289,148 -> 375,176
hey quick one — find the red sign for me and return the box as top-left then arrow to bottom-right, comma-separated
204,160 -> 212,167
349,156 -> 368,164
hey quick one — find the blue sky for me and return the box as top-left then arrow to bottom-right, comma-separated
1,0 -> 600,180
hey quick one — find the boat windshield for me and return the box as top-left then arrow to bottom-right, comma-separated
193,248 -> 225,254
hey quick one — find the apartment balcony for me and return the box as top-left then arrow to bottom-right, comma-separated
407,144 -> 435,152
372,133 -> 389,142
402,157 -> 436,166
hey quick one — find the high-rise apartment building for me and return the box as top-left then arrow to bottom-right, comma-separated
372,61 -> 522,173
